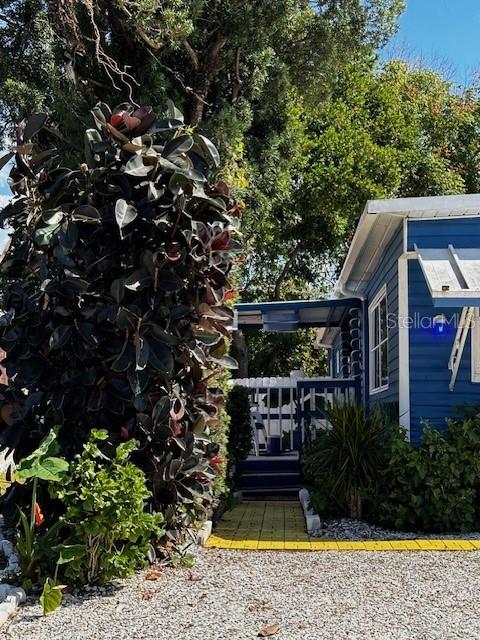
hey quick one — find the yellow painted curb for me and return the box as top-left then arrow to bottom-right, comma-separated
204,501 -> 480,552
206,536 -> 480,552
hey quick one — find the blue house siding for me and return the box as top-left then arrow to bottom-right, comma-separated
407,218 -> 480,444
364,226 -> 403,409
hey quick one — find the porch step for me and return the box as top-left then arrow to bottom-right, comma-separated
237,456 -> 300,476
236,455 -> 302,500
240,486 -> 301,501
237,471 -> 301,489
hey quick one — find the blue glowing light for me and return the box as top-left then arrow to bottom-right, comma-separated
433,314 -> 447,336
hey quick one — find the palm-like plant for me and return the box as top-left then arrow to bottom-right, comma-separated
302,402 -> 390,519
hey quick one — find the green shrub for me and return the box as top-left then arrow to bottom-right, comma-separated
0,104 -> 240,530
52,430 -> 163,585
226,385 -> 252,472
302,402 -> 391,519
376,416 -> 480,533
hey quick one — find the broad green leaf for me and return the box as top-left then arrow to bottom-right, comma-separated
40,577 -> 63,615
16,456 -> 69,482
34,224 -> 60,246
0,151 -> 13,171
124,269 -> 150,291
166,99 -> 184,123
210,355 -> 238,370
42,209 -> 64,225
23,113 -> 48,141
53,544 -> 86,565
15,429 -> 69,482
162,134 -> 193,159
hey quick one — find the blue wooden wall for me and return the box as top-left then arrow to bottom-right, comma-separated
364,226 -> 404,407
407,217 -> 480,444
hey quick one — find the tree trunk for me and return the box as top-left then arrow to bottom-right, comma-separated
183,34 -> 227,125
187,76 -> 211,125
232,329 -> 248,378
273,240 -> 305,299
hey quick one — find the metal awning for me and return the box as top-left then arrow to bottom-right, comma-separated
234,298 -> 361,332
414,244 -> 480,390
415,244 -> 480,307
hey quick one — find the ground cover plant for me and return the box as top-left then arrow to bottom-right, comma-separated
375,413 -> 480,533
0,102 -> 240,551
303,403 -> 480,533
51,429 -> 164,586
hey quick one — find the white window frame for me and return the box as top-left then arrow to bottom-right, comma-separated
471,308 -> 480,382
369,285 -> 389,394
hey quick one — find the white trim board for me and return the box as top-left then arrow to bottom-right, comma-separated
398,253 -> 412,440
368,284 -> 389,395
472,308 -> 480,383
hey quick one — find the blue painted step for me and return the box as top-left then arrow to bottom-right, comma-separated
240,487 -> 301,500
237,472 -> 300,490
237,457 -> 300,476
236,455 -> 302,500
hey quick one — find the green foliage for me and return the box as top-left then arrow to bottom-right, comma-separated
15,429 -> 69,483
40,577 -> 63,615
225,385 -> 252,472
253,59 -> 480,299
16,504 -> 61,580
208,369 -> 231,499
304,406 -> 480,533
0,102 -> 239,527
51,430 -> 164,585
302,402 -> 391,518
375,417 -> 480,533
0,0 -> 406,302
244,330 -> 328,377
15,429 -> 67,579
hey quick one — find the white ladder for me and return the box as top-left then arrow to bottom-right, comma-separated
448,306 -> 475,391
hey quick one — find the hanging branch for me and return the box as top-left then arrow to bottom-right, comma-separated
232,46 -> 243,103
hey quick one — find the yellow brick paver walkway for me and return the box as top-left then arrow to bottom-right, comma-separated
205,501 -> 480,551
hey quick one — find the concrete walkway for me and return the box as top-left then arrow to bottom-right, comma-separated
206,501 -> 480,551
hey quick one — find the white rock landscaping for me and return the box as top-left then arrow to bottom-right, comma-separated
0,516 -> 24,629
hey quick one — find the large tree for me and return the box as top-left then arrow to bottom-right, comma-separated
243,60 -> 480,301
241,60 -> 480,376
0,1 -> 406,378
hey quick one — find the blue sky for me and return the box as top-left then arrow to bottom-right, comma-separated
0,164 -> 10,201
383,0 -> 480,85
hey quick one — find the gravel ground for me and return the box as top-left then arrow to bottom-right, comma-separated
4,547 -> 480,640
312,518 -> 480,540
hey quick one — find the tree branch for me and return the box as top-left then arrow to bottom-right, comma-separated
273,240 -> 306,299
232,46 -> 243,103
183,39 -> 199,70
116,0 -> 162,51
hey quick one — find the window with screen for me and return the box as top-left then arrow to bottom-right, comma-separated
369,286 -> 389,393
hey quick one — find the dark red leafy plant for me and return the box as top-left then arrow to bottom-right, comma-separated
0,102 -> 241,530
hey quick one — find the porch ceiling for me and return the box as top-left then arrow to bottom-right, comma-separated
234,298 -> 361,332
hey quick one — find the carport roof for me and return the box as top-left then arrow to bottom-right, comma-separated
234,298 -> 361,332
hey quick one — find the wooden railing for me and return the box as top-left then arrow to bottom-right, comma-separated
233,375 -> 361,455
296,378 -> 361,444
